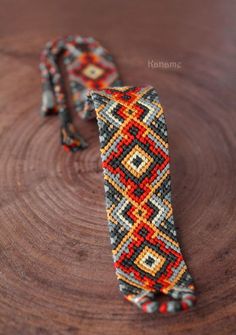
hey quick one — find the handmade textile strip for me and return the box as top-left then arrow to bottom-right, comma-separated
39,36 -> 122,151
39,37 -> 196,313
89,86 -> 196,313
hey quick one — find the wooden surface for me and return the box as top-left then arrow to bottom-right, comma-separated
0,1 -> 235,334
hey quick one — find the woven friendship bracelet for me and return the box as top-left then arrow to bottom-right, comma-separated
39,37 -> 196,314
89,86 -> 196,313
39,35 -> 122,151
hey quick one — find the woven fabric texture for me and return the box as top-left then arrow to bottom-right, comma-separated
90,86 -> 196,313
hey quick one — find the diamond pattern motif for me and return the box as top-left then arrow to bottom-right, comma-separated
121,145 -> 154,177
82,64 -> 105,80
134,246 -> 166,276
